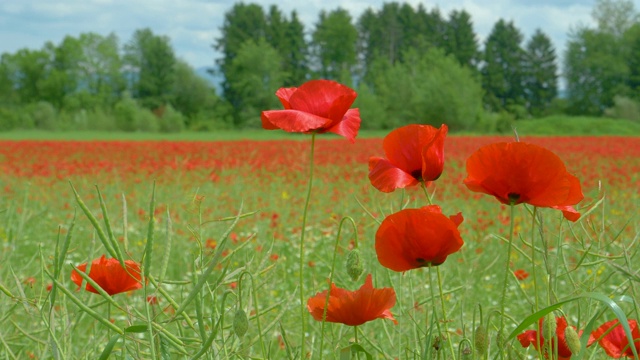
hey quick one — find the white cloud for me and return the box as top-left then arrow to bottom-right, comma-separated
0,0 -> 638,70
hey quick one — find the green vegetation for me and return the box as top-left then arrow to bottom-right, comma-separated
1,0 -> 640,134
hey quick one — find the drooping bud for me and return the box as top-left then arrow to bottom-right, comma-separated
346,249 -> 364,281
565,325 -> 581,355
233,309 -> 249,337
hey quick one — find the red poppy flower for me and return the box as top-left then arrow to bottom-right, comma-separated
588,319 -> 640,358
375,205 -> 464,272
517,316 -> 576,360
307,274 -> 397,326
464,142 -> 583,221
261,79 -> 361,142
71,255 -> 142,295
514,269 -> 530,280
369,124 -> 448,192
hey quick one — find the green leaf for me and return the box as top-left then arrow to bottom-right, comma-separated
124,324 -> 148,333
340,343 -> 373,360
98,335 -> 121,360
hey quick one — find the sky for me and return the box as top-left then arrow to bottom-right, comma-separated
0,0 -> 637,71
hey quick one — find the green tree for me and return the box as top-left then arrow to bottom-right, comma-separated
311,8 -> 358,81
283,11 -> 309,85
266,6 -> 308,85
564,27 -> 629,114
523,29 -> 558,116
4,48 -> 50,104
171,60 -> 220,123
37,37 -> 83,109
74,32 -> 125,108
625,24 -> 640,97
367,48 -> 483,130
226,38 -> 286,127
444,10 -> 479,69
124,28 -> 177,109
215,3 -> 268,109
481,19 -> 527,112
592,0 -> 639,38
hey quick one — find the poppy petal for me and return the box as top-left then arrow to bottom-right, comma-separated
464,142 -> 583,210
288,80 -> 356,120
590,319 -> 640,358
375,208 -> 464,272
383,124 -> 442,176
275,87 -> 297,109
306,274 -> 397,326
368,157 -> 420,193
70,255 -> 142,296
325,108 -> 361,143
421,124 -> 448,181
261,110 -> 332,133
553,205 -> 581,222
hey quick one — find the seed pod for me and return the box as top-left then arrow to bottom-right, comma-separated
565,325 -> 581,355
346,249 -> 364,281
543,314 -> 557,342
475,324 -> 487,355
233,309 -> 249,337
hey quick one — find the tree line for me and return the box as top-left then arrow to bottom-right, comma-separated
0,0 -> 638,132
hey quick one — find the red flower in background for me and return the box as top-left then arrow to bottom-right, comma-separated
464,142 -> 583,221
71,255 -> 142,295
261,79 -> 361,142
307,274 -> 397,326
369,124 -> 448,192
588,319 -> 640,358
517,316 -> 576,360
514,269 -> 530,280
375,205 -> 464,272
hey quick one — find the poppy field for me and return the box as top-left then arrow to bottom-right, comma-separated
0,132 -> 638,359
0,79 -> 639,360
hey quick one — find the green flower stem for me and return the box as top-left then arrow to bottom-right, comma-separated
420,181 -> 433,205
530,206 -> 544,354
498,203 -> 516,357
436,266 -> 457,359
299,132 -> 317,358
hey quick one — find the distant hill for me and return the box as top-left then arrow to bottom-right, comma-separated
195,66 -> 223,94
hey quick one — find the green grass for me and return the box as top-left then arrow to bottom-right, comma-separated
0,129 -> 391,141
0,131 -> 638,359
0,116 -> 637,140
515,115 -> 640,136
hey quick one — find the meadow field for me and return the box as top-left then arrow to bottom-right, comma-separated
0,132 -> 639,359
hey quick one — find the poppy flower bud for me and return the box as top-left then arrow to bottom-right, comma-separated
543,314 -> 557,343
346,249 -> 364,281
233,309 -> 249,337
475,324 -> 488,355
564,325 -> 581,355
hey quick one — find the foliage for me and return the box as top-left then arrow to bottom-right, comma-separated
366,48 -> 484,130
523,29 -> 558,116
311,8 -> 358,80
604,95 -> 640,122
123,28 -> 176,109
482,19 -> 527,112
227,39 -> 286,128
443,9 -> 480,69
564,28 -> 630,115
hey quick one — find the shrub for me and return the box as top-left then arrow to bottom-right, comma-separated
366,48 -> 484,131
604,95 -> 640,122
157,105 -> 185,133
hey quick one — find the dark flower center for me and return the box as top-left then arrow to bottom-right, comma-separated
411,170 -> 422,181
507,193 -> 520,204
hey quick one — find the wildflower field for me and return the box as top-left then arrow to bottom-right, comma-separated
1,79 -> 639,360
1,132 -> 638,359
